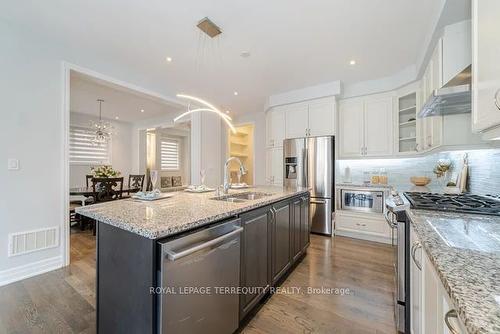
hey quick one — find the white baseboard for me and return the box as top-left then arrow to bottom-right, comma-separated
335,229 -> 392,244
0,256 -> 63,287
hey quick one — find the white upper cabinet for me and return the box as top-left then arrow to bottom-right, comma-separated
284,97 -> 336,138
285,102 -> 309,138
266,106 -> 285,147
339,99 -> 364,157
308,98 -> 335,136
472,0 -> 500,133
364,97 -> 393,156
338,94 -> 393,158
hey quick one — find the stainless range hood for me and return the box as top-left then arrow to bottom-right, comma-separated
418,66 -> 471,118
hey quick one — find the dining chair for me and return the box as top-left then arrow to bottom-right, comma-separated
128,174 -> 145,193
86,174 -> 94,188
91,177 -> 124,202
90,177 -> 124,236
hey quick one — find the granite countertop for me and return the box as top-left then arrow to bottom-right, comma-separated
407,209 -> 500,334
76,186 -> 309,239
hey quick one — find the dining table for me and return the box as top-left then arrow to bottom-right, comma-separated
70,186 -> 139,197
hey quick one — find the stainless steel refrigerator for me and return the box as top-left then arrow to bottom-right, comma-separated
284,136 -> 334,235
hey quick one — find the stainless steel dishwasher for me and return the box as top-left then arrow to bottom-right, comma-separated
157,218 -> 243,334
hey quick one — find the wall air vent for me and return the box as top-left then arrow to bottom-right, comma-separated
197,17 -> 222,38
8,227 -> 59,257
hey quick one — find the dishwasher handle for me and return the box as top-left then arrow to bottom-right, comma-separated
165,226 -> 243,261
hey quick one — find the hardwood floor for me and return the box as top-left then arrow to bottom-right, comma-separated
0,232 -> 395,334
242,235 -> 396,334
0,229 -> 96,334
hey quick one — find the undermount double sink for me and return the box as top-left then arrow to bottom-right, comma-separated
211,192 -> 272,203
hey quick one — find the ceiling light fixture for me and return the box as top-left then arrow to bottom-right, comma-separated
225,110 -> 230,114
233,91 -> 238,96
90,99 -> 113,145
115,116 -> 119,120
240,51 -> 251,58
141,109 -> 145,113
166,57 -> 172,62
175,94 -> 236,133
197,17 -> 222,38
349,60 -> 356,65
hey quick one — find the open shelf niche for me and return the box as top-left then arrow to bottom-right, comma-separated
227,124 -> 254,185
398,92 -> 418,152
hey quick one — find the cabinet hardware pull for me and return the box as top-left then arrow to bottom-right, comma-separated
444,309 -> 460,334
411,241 -> 422,270
495,89 -> 500,111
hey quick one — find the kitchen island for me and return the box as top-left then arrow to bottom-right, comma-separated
76,186 -> 310,334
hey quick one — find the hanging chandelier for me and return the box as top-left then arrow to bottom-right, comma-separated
91,99 -> 113,145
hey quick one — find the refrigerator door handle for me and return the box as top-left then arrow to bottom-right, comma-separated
310,199 -> 326,204
302,147 -> 308,188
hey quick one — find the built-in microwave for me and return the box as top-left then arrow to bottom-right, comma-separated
339,189 -> 384,214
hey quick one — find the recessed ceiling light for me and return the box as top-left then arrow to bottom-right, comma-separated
225,110 -> 230,114
115,116 -> 119,120
166,56 -> 172,62
349,60 -> 356,65
233,91 -> 238,96
140,109 -> 145,113
240,51 -> 251,58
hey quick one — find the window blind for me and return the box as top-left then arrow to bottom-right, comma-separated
69,126 -> 110,164
160,138 -> 180,171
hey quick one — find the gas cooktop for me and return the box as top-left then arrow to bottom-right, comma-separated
403,192 -> 500,216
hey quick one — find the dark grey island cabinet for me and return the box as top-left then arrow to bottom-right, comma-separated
95,192 -> 310,334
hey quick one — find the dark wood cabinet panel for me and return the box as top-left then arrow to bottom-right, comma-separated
300,196 -> 310,251
271,201 -> 291,285
239,207 -> 270,320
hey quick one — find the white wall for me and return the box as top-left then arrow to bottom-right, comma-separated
0,20 -> 216,285
69,112 -> 133,187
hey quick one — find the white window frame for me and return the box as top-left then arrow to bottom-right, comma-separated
69,125 -> 112,166
160,137 -> 180,171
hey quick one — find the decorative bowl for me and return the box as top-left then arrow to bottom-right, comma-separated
410,176 -> 431,186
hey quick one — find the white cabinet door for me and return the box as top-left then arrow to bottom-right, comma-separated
265,147 -> 283,185
364,97 -> 393,156
472,0 -> 500,132
285,102 -> 309,139
265,149 -> 273,185
339,100 -> 364,157
308,98 -> 335,136
271,147 -> 283,185
410,226 -> 423,334
267,107 -> 286,147
423,250 -> 441,334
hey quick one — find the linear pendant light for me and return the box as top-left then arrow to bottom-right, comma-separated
175,94 -> 236,134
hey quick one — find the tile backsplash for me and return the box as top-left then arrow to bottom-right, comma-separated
337,149 -> 500,195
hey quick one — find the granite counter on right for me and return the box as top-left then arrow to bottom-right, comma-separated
407,209 -> 500,334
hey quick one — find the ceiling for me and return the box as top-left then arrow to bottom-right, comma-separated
2,0 -> 442,114
70,71 -> 183,123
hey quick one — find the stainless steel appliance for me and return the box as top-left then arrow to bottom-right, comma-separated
284,136 -> 334,235
157,218 -> 243,334
385,192 -> 409,334
340,188 -> 384,214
